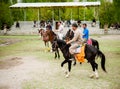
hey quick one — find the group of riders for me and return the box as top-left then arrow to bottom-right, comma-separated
52,21 -> 89,56
39,21 -> 106,78
39,21 -> 90,56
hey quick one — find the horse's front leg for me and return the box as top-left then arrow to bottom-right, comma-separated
73,59 -> 76,66
61,60 -> 68,67
57,49 -> 60,59
61,60 -> 68,74
66,60 -> 72,78
54,51 -> 57,59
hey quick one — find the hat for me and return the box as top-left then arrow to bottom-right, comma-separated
72,23 -> 78,27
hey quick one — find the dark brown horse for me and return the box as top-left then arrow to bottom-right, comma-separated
38,29 -> 60,59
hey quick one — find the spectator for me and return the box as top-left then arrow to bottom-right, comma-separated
16,21 -> 20,28
3,24 -> 7,35
33,20 -> 36,27
91,18 -> 96,27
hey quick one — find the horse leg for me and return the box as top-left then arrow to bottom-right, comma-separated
66,60 -> 72,78
90,60 -> 99,79
72,58 -> 77,66
54,51 -> 57,59
44,41 -> 46,46
90,61 -> 96,78
61,60 -> 68,67
94,62 -> 99,79
57,49 -> 60,59
61,60 -> 68,74
47,42 -> 49,47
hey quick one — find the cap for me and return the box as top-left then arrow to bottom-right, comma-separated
72,23 -> 78,27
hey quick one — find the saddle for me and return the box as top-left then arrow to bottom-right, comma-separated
74,45 -> 85,63
87,39 -> 92,45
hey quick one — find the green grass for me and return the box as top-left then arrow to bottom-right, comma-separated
0,35 -> 120,89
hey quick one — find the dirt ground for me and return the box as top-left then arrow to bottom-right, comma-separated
0,56 -> 50,89
0,35 -> 120,89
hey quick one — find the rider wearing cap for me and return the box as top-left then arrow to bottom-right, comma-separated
67,23 -> 83,55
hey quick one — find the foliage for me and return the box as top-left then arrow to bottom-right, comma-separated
99,1 -> 114,27
0,0 -> 120,29
0,2 -> 13,30
113,0 -> 120,23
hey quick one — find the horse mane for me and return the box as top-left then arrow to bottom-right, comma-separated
57,39 -> 71,48
57,39 -> 66,44
51,30 -> 56,36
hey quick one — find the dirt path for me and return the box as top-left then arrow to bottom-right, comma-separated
0,56 -> 51,89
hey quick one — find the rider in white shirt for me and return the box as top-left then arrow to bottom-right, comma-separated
56,21 -> 64,40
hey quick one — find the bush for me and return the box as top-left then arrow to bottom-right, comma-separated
0,2 -> 13,30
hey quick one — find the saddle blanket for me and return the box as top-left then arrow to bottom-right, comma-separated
75,46 -> 85,63
87,39 -> 92,45
75,47 -> 81,53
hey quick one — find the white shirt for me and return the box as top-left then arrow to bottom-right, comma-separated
58,24 -> 64,33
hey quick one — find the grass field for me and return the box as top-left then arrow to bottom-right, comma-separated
0,35 -> 120,89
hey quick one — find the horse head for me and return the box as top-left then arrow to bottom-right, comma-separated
65,29 -> 74,42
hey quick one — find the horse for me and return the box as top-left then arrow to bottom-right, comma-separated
38,29 -> 60,59
64,29 -> 99,49
38,28 -> 49,47
52,39 -> 106,78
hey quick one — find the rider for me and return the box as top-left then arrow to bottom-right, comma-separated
67,23 -> 83,55
57,21 -> 64,40
82,23 -> 89,43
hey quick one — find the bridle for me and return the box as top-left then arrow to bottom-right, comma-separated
53,40 -> 69,51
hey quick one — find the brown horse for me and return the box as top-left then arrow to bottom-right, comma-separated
38,28 -> 60,59
38,28 -> 49,47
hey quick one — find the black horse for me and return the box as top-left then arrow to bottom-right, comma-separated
52,39 -> 106,78
64,29 -> 99,49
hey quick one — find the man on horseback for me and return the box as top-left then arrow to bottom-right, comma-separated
55,21 -> 64,40
66,23 -> 83,55
82,23 -> 89,43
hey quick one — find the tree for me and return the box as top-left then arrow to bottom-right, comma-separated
113,0 -> 120,23
0,2 -> 13,29
99,1 -> 114,28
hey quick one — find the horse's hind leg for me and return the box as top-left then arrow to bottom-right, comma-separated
90,60 -> 96,78
90,61 -> 99,79
94,62 -> 99,78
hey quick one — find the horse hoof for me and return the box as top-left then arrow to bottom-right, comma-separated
95,75 -> 99,79
64,71 -> 68,74
65,74 -> 69,78
73,63 -> 76,66
89,74 -> 95,78
96,77 -> 99,79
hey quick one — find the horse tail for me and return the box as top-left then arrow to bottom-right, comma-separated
98,50 -> 107,72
